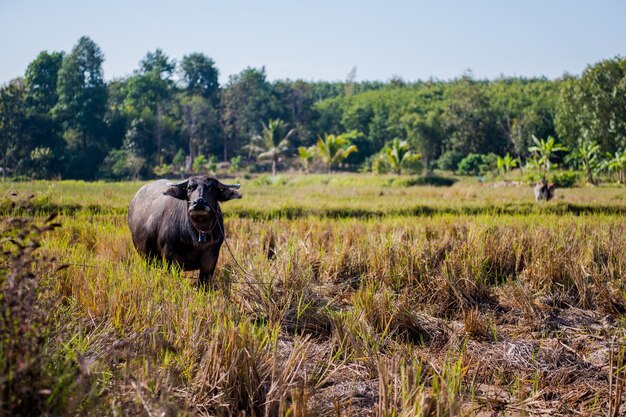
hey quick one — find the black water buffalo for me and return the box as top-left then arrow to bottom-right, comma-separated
128,175 -> 241,287
534,182 -> 555,202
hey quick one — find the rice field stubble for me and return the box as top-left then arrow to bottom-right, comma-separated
1,175 -> 626,416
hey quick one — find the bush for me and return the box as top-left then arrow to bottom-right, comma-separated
230,156 -> 242,172
29,147 -> 55,179
437,150 -> 464,171
1,215 -> 69,414
551,171 -> 579,188
100,148 -> 145,180
401,175 -> 458,187
523,170 -> 580,187
522,171 -> 541,185
251,174 -> 289,186
457,153 -> 498,176
401,156 -> 424,175
193,155 -> 218,174
371,154 -> 390,174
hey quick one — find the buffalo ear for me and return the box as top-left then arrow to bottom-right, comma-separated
216,188 -> 242,202
164,182 -> 188,200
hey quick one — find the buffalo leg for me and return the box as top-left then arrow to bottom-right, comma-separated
198,270 -> 211,289
198,245 -> 221,289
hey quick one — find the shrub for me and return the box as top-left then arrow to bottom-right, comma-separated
230,156 -> 243,172
29,147 -> 55,179
172,149 -> 186,166
522,171 -> 541,185
401,175 -> 458,187
437,150 -> 464,171
457,153 -> 498,176
371,154 -> 390,174
1,214 -> 67,414
100,148 -> 145,180
551,171 -> 579,188
401,155 -> 424,175
193,155 -> 218,174
251,174 -> 289,186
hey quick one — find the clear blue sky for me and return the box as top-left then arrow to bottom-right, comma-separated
1,0 -> 625,84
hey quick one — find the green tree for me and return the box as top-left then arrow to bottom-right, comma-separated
124,49 -> 176,115
179,55 -> 222,160
181,94 -> 219,166
54,36 -> 107,178
315,132 -> 359,174
272,80 -> 318,151
180,53 -> 219,102
403,110 -> 443,175
103,79 -> 130,155
0,78 -> 63,178
23,51 -> 65,177
221,67 -> 281,161
556,57 -> 626,152
124,49 -> 177,165
0,79 -> 28,177
24,51 -> 64,114
254,119 -> 294,176
55,36 -> 107,151
510,106 -> 555,160
487,78 -> 559,160
443,78 -> 506,156
139,48 -> 176,78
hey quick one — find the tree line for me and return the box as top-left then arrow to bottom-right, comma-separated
1,36 -> 625,180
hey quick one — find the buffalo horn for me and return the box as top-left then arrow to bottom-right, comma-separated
223,183 -> 241,189
166,180 -> 189,188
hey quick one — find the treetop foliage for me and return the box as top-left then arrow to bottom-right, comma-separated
1,36 -> 625,180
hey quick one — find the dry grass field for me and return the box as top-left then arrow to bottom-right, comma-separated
2,174 -> 626,416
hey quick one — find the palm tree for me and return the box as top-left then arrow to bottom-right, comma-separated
254,119 -> 294,176
315,132 -> 358,174
384,139 -> 420,175
528,135 -> 568,181
297,146 -> 315,173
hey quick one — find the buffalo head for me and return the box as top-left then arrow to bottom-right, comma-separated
164,176 -> 241,232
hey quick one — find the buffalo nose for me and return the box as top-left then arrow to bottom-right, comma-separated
192,197 -> 207,207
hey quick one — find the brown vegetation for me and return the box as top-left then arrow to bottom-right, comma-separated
1,181 -> 626,415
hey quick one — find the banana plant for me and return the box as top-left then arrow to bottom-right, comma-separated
496,153 -> 518,180
572,140 -> 602,185
605,150 -> 626,184
528,135 -> 568,181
